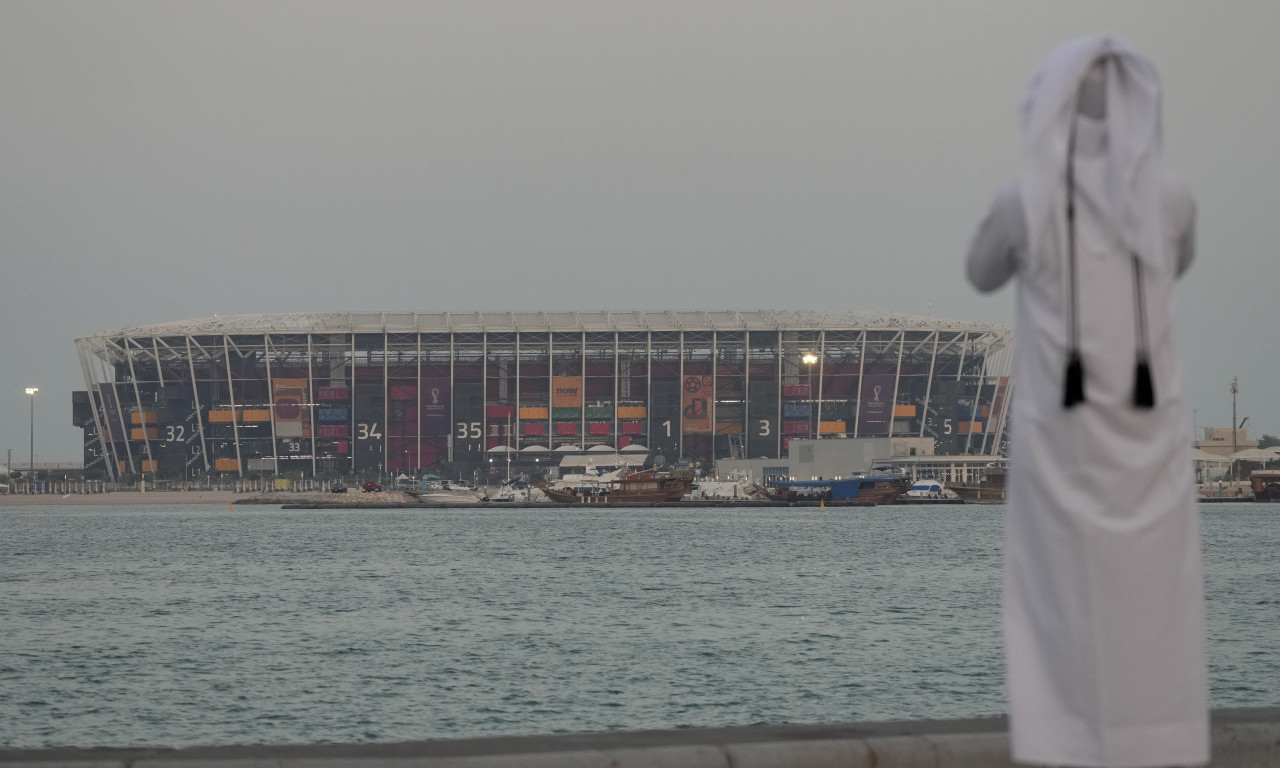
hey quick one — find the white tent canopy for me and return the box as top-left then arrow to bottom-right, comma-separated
1228,448 -> 1278,463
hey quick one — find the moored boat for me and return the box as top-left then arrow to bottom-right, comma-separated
902,478 -> 960,500
536,468 -> 694,504
1250,471 -> 1280,502
755,474 -> 911,504
946,468 -> 1006,503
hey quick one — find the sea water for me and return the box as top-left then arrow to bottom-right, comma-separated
1,503 -> 1276,748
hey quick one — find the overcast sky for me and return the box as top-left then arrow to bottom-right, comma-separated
3,1 -> 1277,463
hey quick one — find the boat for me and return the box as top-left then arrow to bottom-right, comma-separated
535,467 -> 695,504
1250,471 -> 1280,502
685,472 -> 766,501
902,478 -> 960,500
487,479 -> 547,503
946,468 -> 1006,503
755,474 -> 911,504
405,479 -> 489,505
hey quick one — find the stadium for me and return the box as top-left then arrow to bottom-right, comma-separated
71,310 -> 1014,480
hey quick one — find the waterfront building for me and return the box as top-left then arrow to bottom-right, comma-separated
71,310 -> 1013,480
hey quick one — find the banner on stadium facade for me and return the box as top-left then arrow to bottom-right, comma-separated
552,377 -> 582,409
99,385 -> 126,442
272,378 -> 310,437
681,374 -> 713,434
857,373 -> 894,436
420,377 -> 451,434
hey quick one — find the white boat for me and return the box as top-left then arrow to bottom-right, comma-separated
904,479 -> 959,500
685,472 -> 764,501
487,480 -> 547,503
406,480 -> 489,505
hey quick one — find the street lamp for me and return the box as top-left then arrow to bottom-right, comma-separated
25,387 -> 38,481
801,354 -> 818,440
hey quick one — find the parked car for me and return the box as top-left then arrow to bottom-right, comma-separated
330,483 -> 348,493
362,481 -> 382,492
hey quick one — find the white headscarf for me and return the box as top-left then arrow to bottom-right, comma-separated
1019,35 -> 1166,274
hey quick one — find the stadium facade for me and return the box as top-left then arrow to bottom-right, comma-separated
71,310 -> 1014,480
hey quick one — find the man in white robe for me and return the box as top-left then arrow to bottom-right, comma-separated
966,35 -> 1209,767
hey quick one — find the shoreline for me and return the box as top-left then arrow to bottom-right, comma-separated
1,490 -> 268,507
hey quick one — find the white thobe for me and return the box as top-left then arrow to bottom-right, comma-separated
967,155 -> 1209,766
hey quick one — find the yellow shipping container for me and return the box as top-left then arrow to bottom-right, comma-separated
274,478 -> 292,491
118,460 -> 157,473
819,420 -> 847,434
241,409 -> 272,422
519,406 -> 549,420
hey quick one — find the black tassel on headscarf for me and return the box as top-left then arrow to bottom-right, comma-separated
1131,257 -> 1156,408
1133,356 -> 1155,408
1064,349 -> 1086,408
1063,109 -> 1085,409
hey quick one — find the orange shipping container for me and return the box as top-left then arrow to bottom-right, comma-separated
519,406 -> 549,420
893,405 -> 917,418
215,458 -> 240,472
819,420 -> 847,434
617,406 -> 647,419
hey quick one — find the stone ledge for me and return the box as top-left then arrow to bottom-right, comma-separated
2,708 -> 1276,768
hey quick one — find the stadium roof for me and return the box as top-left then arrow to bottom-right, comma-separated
79,310 -> 1010,340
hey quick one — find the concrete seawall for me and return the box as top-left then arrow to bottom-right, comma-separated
3,708 -> 1276,768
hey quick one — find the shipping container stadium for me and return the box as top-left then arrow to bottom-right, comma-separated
71,310 -> 1013,480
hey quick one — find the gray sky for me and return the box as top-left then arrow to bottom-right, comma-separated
3,1 -> 1277,462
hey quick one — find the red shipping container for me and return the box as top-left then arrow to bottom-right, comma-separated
318,386 -> 349,401
389,385 -> 416,400
486,404 -> 516,419
621,421 -> 643,435
555,422 -> 578,435
588,422 -> 610,435
523,422 -> 546,436
336,440 -> 349,454
783,420 -> 810,434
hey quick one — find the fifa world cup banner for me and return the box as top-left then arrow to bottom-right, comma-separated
857,373 -> 894,436
682,374 -> 713,434
420,377 -> 451,435
552,377 -> 583,409
272,378 -> 310,438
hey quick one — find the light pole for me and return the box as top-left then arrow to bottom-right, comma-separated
25,387 -> 38,483
802,353 -> 818,440
1230,376 -> 1238,483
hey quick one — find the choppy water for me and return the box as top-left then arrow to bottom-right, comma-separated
1,503 -> 1276,748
